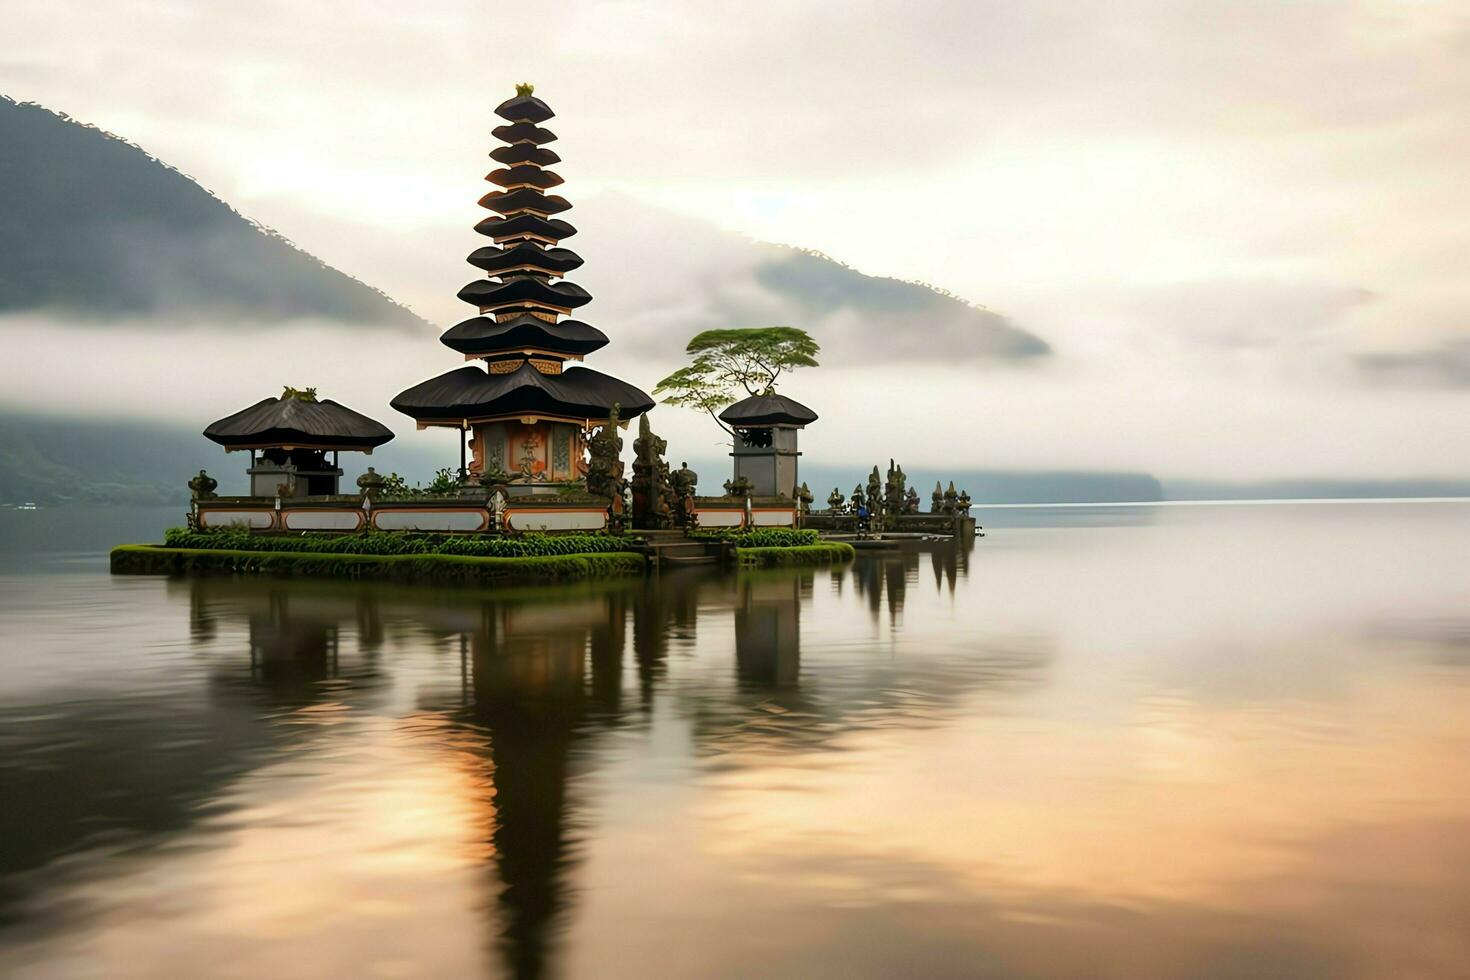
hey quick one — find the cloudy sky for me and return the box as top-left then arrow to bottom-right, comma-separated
3,0 -> 1468,480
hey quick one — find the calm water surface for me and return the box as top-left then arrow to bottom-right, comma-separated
1,502 -> 1468,978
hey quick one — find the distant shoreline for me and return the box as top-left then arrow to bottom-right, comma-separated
972,497 -> 1470,509
6,496 -> 1468,512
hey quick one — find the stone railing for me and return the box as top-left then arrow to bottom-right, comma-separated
689,496 -> 798,530
194,494 -> 612,534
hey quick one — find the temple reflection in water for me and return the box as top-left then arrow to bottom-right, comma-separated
11,506 -> 1458,979
172,537 -> 989,977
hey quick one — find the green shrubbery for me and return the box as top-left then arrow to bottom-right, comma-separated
366,468 -> 469,497
734,543 -> 855,567
690,528 -> 819,547
164,527 -> 631,558
113,545 -> 644,584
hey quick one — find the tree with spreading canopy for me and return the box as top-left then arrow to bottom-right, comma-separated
653,327 -> 820,436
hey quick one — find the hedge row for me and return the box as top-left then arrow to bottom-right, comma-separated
163,528 -> 631,558
692,528 -> 820,547
734,543 -> 856,567
113,545 -> 646,585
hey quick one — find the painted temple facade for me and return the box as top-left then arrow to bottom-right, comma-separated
390,85 -> 653,490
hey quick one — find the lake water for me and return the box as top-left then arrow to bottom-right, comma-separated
1,501 -> 1468,979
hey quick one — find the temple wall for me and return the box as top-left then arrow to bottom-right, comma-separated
751,508 -> 798,527
194,497 -> 609,534
694,509 -> 744,528
691,498 -> 798,529
198,509 -> 276,530
506,507 -> 609,532
283,510 -> 365,532
372,509 -> 491,532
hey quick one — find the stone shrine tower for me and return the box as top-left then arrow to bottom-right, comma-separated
718,393 -> 817,499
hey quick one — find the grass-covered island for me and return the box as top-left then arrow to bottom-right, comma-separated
692,528 -> 857,567
112,529 -> 647,586
110,527 -> 855,586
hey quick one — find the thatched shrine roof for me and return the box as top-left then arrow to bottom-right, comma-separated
205,391 -> 395,451
719,393 -> 819,427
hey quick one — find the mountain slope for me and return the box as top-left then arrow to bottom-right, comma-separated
0,97 -> 425,327
0,410 -> 449,506
566,193 -> 1052,365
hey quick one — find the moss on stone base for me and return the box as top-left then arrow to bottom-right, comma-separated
111,545 -> 646,586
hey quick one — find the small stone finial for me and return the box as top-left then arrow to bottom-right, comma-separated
281,386 -> 319,402
515,82 -> 534,97
188,469 -> 218,500
356,466 -> 386,497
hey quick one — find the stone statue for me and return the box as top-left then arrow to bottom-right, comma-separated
631,413 -> 674,529
489,489 -> 508,530
866,466 -> 883,515
356,466 -> 386,498
852,484 -> 865,514
188,469 -> 218,500
586,403 -> 625,503
671,461 -> 699,528
827,487 -> 845,512
883,459 -> 907,516
932,481 -> 945,514
796,482 -> 814,514
944,480 -> 959,515
723,475 -> 754,498
671,461 -> 698,498
904,486 -> 921,513
956,488 -> 972,515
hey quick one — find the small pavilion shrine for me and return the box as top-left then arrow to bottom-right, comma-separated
204,387 -> 395,496
719,393 -> 817,499
391,85 -> 653,492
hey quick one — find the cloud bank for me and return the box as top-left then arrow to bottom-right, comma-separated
1,0 -> 1467,480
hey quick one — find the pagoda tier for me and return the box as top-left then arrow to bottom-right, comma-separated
475,213 -> 576,243
478,188 -> 572,215
456,277 -> 591,313
392,363 -> 653,426
491,121 -> 556,144
391,84 -> 652,483
468,243 -> 582,276
495,94 -> 555,124
488,166 -> 564,190
491,144 -> 560,167
440,314 -> 608,358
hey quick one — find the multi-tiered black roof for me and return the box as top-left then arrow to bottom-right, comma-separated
393,87 -> 652,426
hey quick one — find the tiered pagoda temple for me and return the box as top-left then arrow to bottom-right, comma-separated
391,85 -> 653,488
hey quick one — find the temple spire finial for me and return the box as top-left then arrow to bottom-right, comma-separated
515,81 -> 534,97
